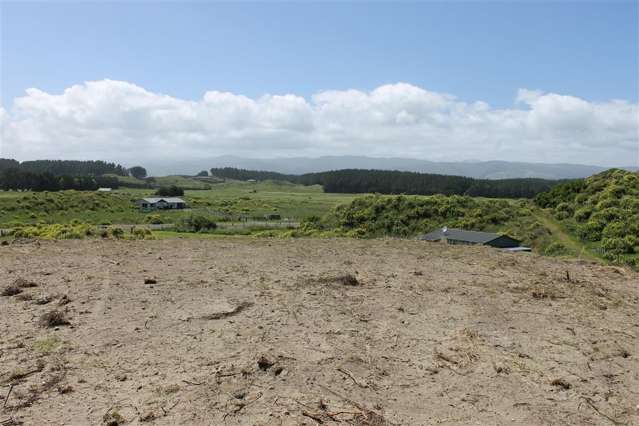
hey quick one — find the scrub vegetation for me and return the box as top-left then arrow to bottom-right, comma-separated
535,169 -> 639,268
297,194 -> 555,251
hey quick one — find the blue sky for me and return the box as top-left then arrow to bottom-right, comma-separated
2,1 -> 637,106
0,1 -> 637,165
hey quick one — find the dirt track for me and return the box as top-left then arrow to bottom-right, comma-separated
1,238 -> 638,425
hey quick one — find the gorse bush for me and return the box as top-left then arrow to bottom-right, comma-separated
11,223 -> 95,239
544,242 -> 569,256
130,227 -> 154,239
175,215 -> 217,232
144,214 -> 163,224
107,227 -> 125,239
8,223 -> 153,240
601,237 -> 635,260
535,169 -> 639,267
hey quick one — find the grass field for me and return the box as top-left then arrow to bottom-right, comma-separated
0,180 -> 358,227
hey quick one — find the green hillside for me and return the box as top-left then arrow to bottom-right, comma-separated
299,194 -> 558,252
535,169 -> 639,267
150,175 -> 213,190
0,191 -> 139,226
104,174 -> 215,190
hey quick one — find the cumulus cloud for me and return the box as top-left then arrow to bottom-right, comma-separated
0,79 -> 637,166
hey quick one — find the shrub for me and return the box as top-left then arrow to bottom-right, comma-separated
130,227 -> 154,239
155,185 -> 184,197
144,214 -> 163,224
544,242 -> 568,256
596,197 -> 620,210
555,202 -> 573,215
602,222 -> 627,239
578,220 -> 605,242
574,207 -> 593,222
175,215 -> 217,232
591,208 -> 622,222
108,227 -> 125,239
11,223 -> 94,240
601,237 -> 634,259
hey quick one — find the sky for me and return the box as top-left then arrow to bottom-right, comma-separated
0,1 -> 638,167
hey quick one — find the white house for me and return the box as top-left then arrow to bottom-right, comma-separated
136,197 -> 187,210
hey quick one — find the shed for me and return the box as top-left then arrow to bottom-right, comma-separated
97,187 -> 112,192
421,227 -> 525,249
136,197 -> 187,210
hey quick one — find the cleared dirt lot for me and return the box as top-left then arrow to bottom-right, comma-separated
1,238 -> 638,425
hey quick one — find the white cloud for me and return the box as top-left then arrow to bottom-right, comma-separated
1,79 -> 637,166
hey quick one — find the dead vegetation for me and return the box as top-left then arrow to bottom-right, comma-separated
102,410 -> 125,426
200,301 -> 254,320
14,294 -> 32,302
2,279 -> 39,298
1,286 -> 21,297
310,273 -> 361,287
37,311 -> 70,328
550,378 -> 572,390
33,295 -> 51,305
12,278 -> 37,289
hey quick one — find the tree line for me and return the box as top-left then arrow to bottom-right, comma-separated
4,159 -> 129,176
0,158 -> 147,191
0,169 -> 120,191
0,159 -> 144,191
209,167 -> 561,198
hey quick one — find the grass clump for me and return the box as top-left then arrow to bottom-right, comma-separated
32,337 -> 62,354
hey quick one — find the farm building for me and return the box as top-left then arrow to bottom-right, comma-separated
421,227 -> 530,251
97,187 -> 112,192
136,197 -> 187,210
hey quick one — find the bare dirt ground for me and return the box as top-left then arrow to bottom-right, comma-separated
1,238 -> 638,425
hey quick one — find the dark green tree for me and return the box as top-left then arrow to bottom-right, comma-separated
129,166 -> 148,179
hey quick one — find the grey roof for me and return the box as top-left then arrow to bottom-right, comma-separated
138,197 -> 185,204
422,228 -> 505,244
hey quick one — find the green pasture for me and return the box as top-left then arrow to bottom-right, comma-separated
0,180 -> 358,227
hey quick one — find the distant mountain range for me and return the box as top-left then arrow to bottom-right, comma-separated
144,156 -> 637,180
